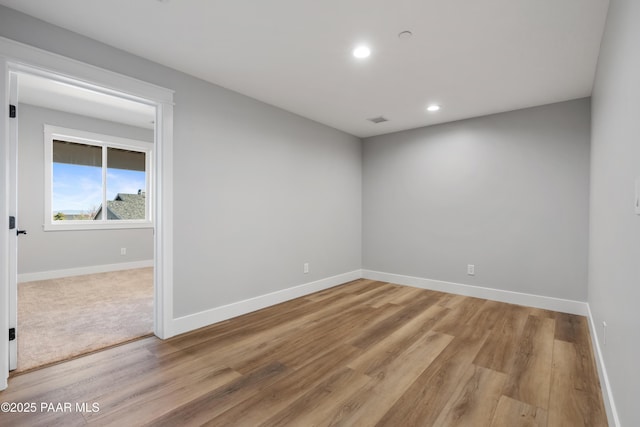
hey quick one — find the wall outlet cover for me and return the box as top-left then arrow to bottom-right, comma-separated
635,177 -> 640,215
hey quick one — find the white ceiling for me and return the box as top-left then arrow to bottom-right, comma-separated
18,73 -> 156,129
0,0 -> 609,138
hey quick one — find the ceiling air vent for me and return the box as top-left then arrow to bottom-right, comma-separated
367,116 -> 388,124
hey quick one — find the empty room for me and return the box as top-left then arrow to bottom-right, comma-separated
14,73 -> 156,373
0,1 -> 637,426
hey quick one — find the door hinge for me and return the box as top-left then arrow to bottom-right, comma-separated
9,104 -> 16,118
9,328 -> 15,341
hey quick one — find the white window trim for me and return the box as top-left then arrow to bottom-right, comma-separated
44,124 -> 154,231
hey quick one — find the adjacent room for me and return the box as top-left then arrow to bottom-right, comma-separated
14,73 -> 156,372
10,73 -> 155,372
0,1 -> 638,426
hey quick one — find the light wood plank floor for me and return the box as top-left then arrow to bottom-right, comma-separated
0,279 -> 607,426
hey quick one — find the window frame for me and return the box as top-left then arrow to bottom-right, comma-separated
44,124 -> 153,231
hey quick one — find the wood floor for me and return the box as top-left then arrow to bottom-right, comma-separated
0,279 -> 607,426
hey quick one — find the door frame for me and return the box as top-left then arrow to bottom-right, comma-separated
7,72 -> 17,371
0,37 -> 175,389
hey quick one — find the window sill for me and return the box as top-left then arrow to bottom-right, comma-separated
43,221 -> 153,232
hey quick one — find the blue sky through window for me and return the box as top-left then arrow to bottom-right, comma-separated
52,162 -> 145,214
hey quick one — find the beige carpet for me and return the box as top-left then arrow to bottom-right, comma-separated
17,267 -> 153,373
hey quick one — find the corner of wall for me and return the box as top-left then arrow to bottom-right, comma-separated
586,304 -> 621,427
362,269 -> 588,315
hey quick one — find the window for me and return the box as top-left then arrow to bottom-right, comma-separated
44,125 -> 153,230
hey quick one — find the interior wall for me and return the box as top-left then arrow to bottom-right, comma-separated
16,103 -> 154,276
0,6 -> 362,317
363,99 -> 591,301
589,0 -> 640,425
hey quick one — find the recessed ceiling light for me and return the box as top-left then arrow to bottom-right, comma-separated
353,46 -> 371,59
398,31 -> 413,40
427,105 -> 441,112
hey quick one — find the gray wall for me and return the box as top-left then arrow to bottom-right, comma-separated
589,0 -> 640,425
17,103 -> 154,275
363,99 -> 591,301
0,6 -> 362,317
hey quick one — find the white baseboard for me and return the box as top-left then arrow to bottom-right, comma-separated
18,260 -> 154,283
586,305 -> 620,427
362,269 -> 588,315
171,270 -> 362,336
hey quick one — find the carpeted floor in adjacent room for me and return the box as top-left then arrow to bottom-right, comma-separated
16,267 -> 153,373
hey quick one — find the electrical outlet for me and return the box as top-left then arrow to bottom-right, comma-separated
635,177 -> 640,214
120,248 -> 127,256
602,321 -> 607,346
467,264 -> 475,276
303,263 -> 309,274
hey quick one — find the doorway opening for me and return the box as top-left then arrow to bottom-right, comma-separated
12,71 -> 156,372
1,41 -> 174,387
2,55 -> 175,379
